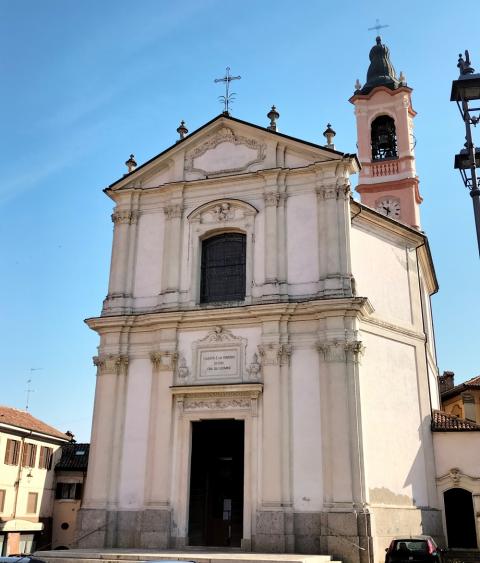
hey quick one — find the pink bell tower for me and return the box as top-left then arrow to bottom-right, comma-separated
350,36 -> 422,229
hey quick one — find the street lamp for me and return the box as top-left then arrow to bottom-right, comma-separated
451,50 -> 480,256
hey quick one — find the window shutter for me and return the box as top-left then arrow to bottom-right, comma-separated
0,489 -> 5,513
39,447 -> 45,469
21,443 -> 28,467
75,483 -> 83,500
4,439 -> 12,464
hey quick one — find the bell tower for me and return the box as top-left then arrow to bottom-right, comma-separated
350,36 -> 422,229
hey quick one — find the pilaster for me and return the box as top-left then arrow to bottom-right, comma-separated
161,192 -> 184,306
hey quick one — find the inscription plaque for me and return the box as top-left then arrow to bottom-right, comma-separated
200,349 -> 239,378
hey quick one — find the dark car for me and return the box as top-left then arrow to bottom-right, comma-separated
385,536 -> 444,563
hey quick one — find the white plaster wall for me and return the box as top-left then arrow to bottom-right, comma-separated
433,433 -> 480,477
360,331 -> 429,506
291,348 -> 323,510
351,225 -> 414,326
287,192 -> 318,285
118,358 -> 152,508
133,211 -> 165,298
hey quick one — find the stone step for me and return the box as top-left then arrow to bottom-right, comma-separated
444,550 -> 480,563
34,550 -> 341,563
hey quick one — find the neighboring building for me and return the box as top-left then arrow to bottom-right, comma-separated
78,36 -> 443,563
52,443 -> 89,549
0,406 -> 70,555
432,410 -> 480,551
439,371 -> 480,423
430,372 -> 480,551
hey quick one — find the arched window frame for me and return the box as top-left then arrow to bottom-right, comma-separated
370,113 -> 398,161
187,199 -> 257,306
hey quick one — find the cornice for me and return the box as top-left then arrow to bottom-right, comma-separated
84,297 -> 373,333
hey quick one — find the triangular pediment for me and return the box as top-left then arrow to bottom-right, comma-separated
108,114 -> 352,191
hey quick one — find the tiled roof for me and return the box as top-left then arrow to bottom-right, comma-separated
441,375 -> 480,399
432,409 -> 480,431
0,405 -> 70,440
55,443 -> 90,471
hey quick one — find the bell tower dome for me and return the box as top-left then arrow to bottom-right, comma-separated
350,36 -> 422,229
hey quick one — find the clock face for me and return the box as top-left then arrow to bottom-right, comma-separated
376,198 -> 401,219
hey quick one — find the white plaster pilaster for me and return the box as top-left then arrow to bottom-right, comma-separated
161,197 -> 184,305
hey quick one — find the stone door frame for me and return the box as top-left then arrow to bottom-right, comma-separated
170,384 -> 262,550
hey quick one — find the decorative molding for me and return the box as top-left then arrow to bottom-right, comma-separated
93,354 -> 129,375
198,326 -> 238,343
188,198 -> 257,226
172,383 -> 263,417
317,339 -> 364,363
150,350 -> 178,371
316,179 -> 351,201
184,126 -> 266,176
246,352 -> 262,380
164,204 -> 183,219
176,354 -> 190,379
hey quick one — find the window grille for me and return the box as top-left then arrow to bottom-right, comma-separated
200,233 -> 246,303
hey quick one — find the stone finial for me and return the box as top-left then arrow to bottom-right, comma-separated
399,71 -> 406,85
354,79 -> 362,92
176,120 -> 188,141
323,123 -> 336,149
125,154 -> 137,174
267,105 -> 280,131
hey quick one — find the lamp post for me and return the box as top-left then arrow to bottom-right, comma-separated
451,50 -> 480,256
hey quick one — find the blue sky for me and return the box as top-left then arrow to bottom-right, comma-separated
1,1 -> 479,441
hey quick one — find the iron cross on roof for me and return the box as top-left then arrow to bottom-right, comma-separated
368,18 -> 389,34
214,66 -> 241,115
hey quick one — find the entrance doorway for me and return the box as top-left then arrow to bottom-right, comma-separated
444,488 -> 478,548
188,419 -> 244,547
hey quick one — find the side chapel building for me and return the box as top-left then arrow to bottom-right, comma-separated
78,38 -> 445,563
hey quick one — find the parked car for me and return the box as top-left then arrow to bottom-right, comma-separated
0,558 -> 47,563
385,536 -> 444,563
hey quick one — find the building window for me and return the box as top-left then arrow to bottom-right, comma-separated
371,115 -> 398,160
200,233 -> 246,303
4,439 -> 21,466
462,394 -> 476,422
26,492 -> 38,514
39,446 -> 53,470
55,482 -> 83,500
0,489 -> 5,513
22,443 -> 37,468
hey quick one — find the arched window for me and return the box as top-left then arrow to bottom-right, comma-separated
200,233 -> 246,303
371,115 -> 398,161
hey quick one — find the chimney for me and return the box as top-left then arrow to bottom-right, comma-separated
438,371 -> 455,394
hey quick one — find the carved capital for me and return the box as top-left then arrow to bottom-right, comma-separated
258,343 -> 281,366
317,340 -> 364,363
164,204 -> 183,219
111,210 -> 136,224
150,351 -> 178,371
264,192 -> 280,207
93,354 -> 129,375
279,344 -> 292,365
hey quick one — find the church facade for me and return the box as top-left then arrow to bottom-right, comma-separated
78,38 -> 444,563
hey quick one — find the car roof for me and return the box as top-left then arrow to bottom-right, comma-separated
393,536 -> 435,542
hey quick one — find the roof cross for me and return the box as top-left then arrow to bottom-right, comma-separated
368,18 -> 389,34
214,66 -> 241,115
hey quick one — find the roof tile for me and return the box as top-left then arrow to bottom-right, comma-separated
432,409 -> 480,431
0,405 -> 70,440
55,443 -> 90,471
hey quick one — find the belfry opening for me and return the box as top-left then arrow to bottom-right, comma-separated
188,419 -> 245,547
